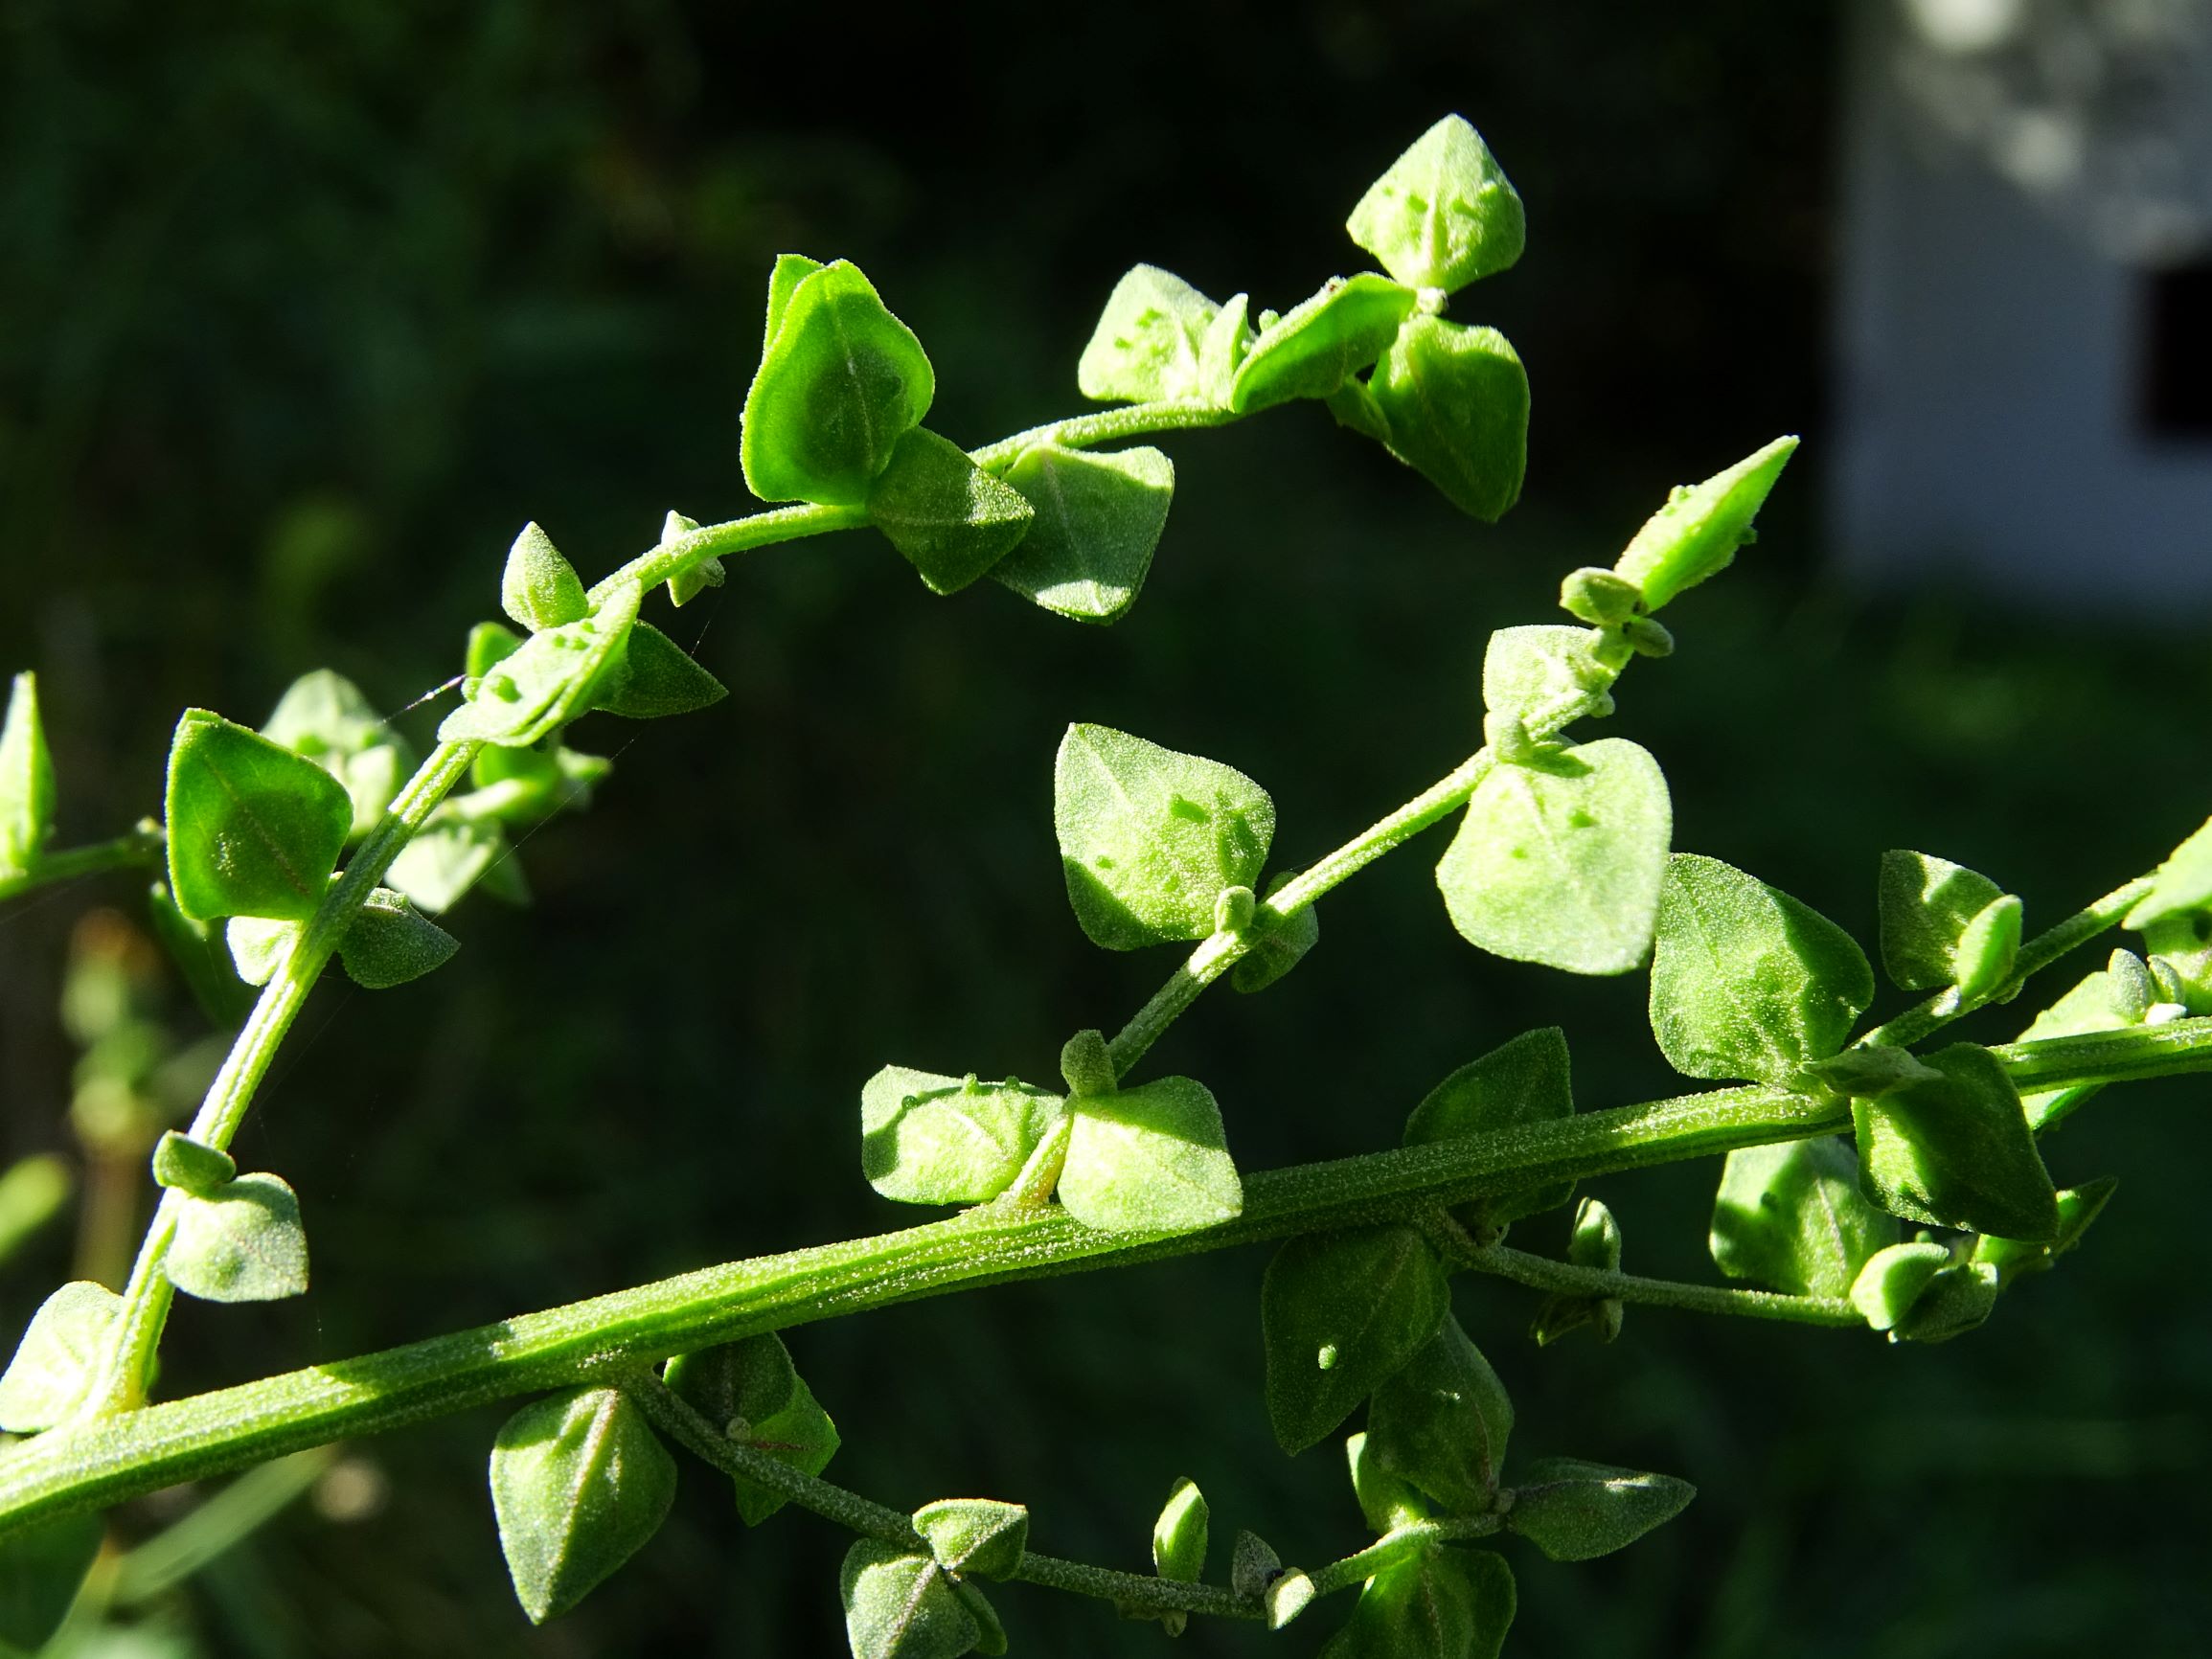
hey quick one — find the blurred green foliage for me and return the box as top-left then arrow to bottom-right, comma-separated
1,2 -> 2204,1653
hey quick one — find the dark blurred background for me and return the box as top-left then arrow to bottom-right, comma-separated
2,1 -> 2208,1654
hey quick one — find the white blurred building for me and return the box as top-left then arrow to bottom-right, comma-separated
1833,0 -> 2212,610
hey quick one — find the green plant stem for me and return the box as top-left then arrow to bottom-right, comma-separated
626,1371 -> 1262,1622
1108,747 -> 1495,1078
1461,1243 -> 1861,1328
1859,875 -> 2156,1050
14,1024 -> 2196,1535
1304,1517 -> 1504,1600
1987,1013 -> 2212,1091
968,398 -> 1238,473
585,501 -> 868,603
0,824 -> 165,903
81,740 -> 481,1416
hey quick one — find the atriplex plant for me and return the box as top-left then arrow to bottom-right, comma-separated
2,113 -> 2210,1656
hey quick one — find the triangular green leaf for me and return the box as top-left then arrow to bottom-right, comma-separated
0,1281 -> 123,1432
859,1065 -> 1066,1206
1368,317 -> 1528,521
1612,437 -> 1797,612
592,623 -> 729,721
0,1511 -> 103,1651
1436,739 -> 1671,976
1878,850 -> 2007,992
990,444 -> 1174,625
1648,853 -> 1874,1085
385,818 -> 515,915
762,253 -> 827,355
1480,625 -> 1618,732
1366,1317 -> 1513,1515
1402,1027 -> 1576,1227
224,913 -> 301,988
1504,1459 -> 1695,1561
338,887 -> 459,989
659,511 -> 725,607
1709,1136 -> 1896,1298
913,1498 -> 1029,1581
0,672 -> 57,876
1057,1076 -> 1242,1234
1317,1546 -> 1516,1659
2124,814 -> 2212,932
664,1332 -> 839,1526
1263,1225 -> 1449,1454
1229,275 -> 1418,414
840,1542 -> 978,1659
500,522 -> 589,633
1052,723 -> 1274,950
867,428 -> 1037,595
1853,1042 -> 2060,1239
439,583 -> 641,747
262,669 -> 413,839
165,710 -> 355,922
1076,265 -> 1222,405
1345,115 -> 1525,293
490,1386 -> 677,1624
165,1172 -> 309,1303
741,259 -> 935,507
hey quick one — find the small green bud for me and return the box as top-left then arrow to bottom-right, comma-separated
913,1498 -> 1029,1581
1230,871 -> 1321,995
661,511 -> 725,607
1558,567 -> 1641,626
1266,1569 -> 1315,1628
1214,884 -> 1256,935
1481,711 -> 1539,764
1152,1477 -> 1208,1583
151,1130 -> 237,1195
1807,1045 -> 1943,1099
1230,1530 -> 1282,1600
1849,1240 -> 1950,1331
1621,616 -> 1674,658
500,523 -> 589,633
1890,1261 -> 1999,1343
1059,1029 -> 1115,1098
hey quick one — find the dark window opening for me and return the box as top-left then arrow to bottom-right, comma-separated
2140,261 -> 2212,438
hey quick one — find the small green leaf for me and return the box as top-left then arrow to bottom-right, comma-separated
1053,724 -> 1274,950
1889,1260 -> 2000,1343
1972,1177 -> 2118,1283
952,1580 -> 1006,1656
1346,1430 -> 1430,1533
1612,438 -> 1797,612
1481,625 -> 1618,732
151,1129 -> 238,1195
0,1281 -> 122,1432
1152,1476 -> 1209,1583
1262,1225 -> 1450,1454
1368,318 -> 1529,521
1436,739 -> 1671,977
0,672 -> 57,875
859,1065 -> 1067,1206
385,818 -> 515,915
867,428 -> 1037,595
1197,293 -> 1256,405
490,1386 -> 677,1624
1557,568 -> 1642,627
1953,894 -> 2022,1001
467,621 -> 525,679
1229,276 -> 1418,414
1878,850 -> 2007,992
1325,377 -> 1393,444
2011,952 -> 2154,1131
1345,115 -> 1525,293
666,1332 -> 840,1526
1317,1546 -> 1516,1659
1057,1076 -> 1243,1235
262,669 -> 414,838
991,445 -> 1175,625
1533,1197 -> 1627,1346
840,1541 -> 978,1659
741,259 -> 935,507
592,623 -> 729,721
224,913 -> 300,987
762,253 -> 826,353
1848,1240 -> 1950,1330
913,1498 -> 1029,1581
1648,853 -> 1875,1085
439,583 -> 641,747
1230,872 -> 1321,994
1402,1028 -> 1576,1228
166,1171 -> 309,1302
165,710 -> 355,922
500,522 -> 589,632
1709,1137 -> 1897,1298
1231,1530 -> 1282,1598
1853,1042 -> 2060,1239
1366,1317 -> 1513,1515
2124,814 -> 2212,932
1267,1568 -> 1318,1630
659,511 -> 725,607
1077,265 -> 1222,404
0,1511 -> 103,1652
1504,1459 -> 1695,1561
339,887 -> 459,989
